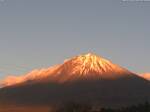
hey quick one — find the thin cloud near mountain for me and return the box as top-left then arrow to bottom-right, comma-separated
141,73 -> 150,81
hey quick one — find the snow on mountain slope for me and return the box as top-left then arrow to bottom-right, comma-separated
59,53 -> 130,75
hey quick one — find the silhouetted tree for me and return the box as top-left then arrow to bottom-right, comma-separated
55,102 -> 91,112
53,101 -> 150,112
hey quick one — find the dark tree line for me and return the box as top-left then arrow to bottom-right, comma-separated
53,101 -> 150,112
101,101 -> 150,112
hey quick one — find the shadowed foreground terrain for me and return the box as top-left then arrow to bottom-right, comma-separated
0,76 -> 150,107
0,101 -> 150,112
56,101 -> 150,112
0,105 -> 51,112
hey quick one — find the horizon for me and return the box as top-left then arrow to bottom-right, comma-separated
0,0 -> 150,79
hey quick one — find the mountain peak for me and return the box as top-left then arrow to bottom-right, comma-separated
78,53 -> 103,62
59,53 -> 129,79
82,52 -> 99,57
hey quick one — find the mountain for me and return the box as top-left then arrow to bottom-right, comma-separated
141,73 -> 150,81
1,53 -> 132,86
0,53 -> 150,108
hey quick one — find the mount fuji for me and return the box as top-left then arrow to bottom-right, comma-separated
1,53 -> 134,86
0,53 -> 150,107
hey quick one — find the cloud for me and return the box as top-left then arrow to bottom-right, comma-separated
0,75 -> 24,86
0,65 -> 60,87
141,73 -> 150,81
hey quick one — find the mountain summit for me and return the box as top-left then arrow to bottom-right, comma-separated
62,53 -> 118,75
61,53 -> 129,76
2,53 -> 131,86
56,53 -> 132,82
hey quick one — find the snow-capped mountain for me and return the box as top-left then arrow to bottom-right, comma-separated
2,53 -> 132,86
0,53 -> 149,107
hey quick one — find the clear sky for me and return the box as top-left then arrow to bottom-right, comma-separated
0,0 -> 150,79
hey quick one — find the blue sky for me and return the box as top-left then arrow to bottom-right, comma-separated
0,0 -> 150,79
